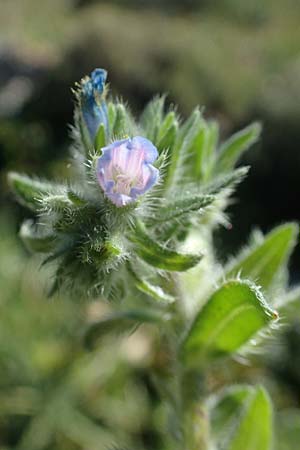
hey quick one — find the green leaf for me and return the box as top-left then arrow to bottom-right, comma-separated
8,172 -> 58,211
127,263 -> 175,304
193,120 -> 218,181
157,111 -> 178,152
209,385 -> 254,442
41,194 -> 73,212
164,109 -> 202,190
140,95 -> 165,143
148,194 -> 215,224
181,280 -> 277,366
84,309 -> 168,349
224,386 -> 273,450
20,220 -> 57,253
205,166 -> 249,196
215,122 -> 261,173
94,122 -> 106,152
113,103 -> 134,138
129,221 -> 202,271
107,101 -> 116,137
67,189 -> 88,207
225,223 -> 298,292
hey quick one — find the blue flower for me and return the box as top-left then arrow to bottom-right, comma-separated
80,68 -> 108,141
96,136 -> 159,207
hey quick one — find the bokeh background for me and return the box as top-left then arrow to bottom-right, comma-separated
1,0 -> 300,448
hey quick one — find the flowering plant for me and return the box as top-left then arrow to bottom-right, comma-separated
8,68 -> 299,450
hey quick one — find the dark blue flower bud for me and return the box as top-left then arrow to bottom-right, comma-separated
80,68 -> 108,141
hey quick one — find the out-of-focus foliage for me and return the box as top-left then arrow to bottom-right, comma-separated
0,216 -> 156,450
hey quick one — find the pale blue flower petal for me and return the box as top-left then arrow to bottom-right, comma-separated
96,136 -> 159,207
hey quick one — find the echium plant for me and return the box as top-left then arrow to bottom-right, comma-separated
9,68 -> 299,450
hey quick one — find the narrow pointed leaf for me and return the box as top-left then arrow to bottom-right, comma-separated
209,385 -> 254,442
215,122 -> 261,173
127,264 -> 175,303
225,223 -> 298,292
140,95 -> 165,143
149,194 -> 215,224
157,111 -> 178,152
8,172 -> 57,211
225,386 -> 273,450
193,123 -> 213,179
164,109 -> 202,190
107,101 -> 116,137
94,122 -> 106,152
182,280 -> 277,366
130,221 -> 202,271
67,189 -> 89,207
205,167 -> 249,196
113,103 -> 134,137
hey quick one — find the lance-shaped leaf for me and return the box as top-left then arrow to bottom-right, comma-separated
148,194 -> 215,224
84,309 -> 168,349
127,263 -> 175,304
129,221 -> 202,271
181,280 -> 277,366
20,220 -> 57,253
215,122 -> 261,174
224,386 -> 273,450
67,189 -> 89,207
164,108 -> 203,190
8,172 -> 59,212
140,95 -> 165,143
225,223 -> 298,292
157,111 -> 178,152
193,120 -> 218,181
113,103 -> 135,138
94,122 -> 106,152
205,166 -> 249,196
209,385 -> 254,443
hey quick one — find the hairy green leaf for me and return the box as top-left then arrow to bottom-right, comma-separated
205,167 -> 249,196
209,385 -> 254,442
193,120 -> 218,181
127,264 -> 175,303
182,280 -> 277,365
157,111 -> 178,152
94,122 -> 106,152
164,108 -> 202,190
140,95 -> 165,143
130,221 -> 202,271
113,103 -> 133,138
8,172 -> 59,211
225,223 -> 298,292
224,386 -> 272,450
215,122 -> 261,173
148,194 -> 215,224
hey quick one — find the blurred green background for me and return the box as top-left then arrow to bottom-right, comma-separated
1,0 -> 300,448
